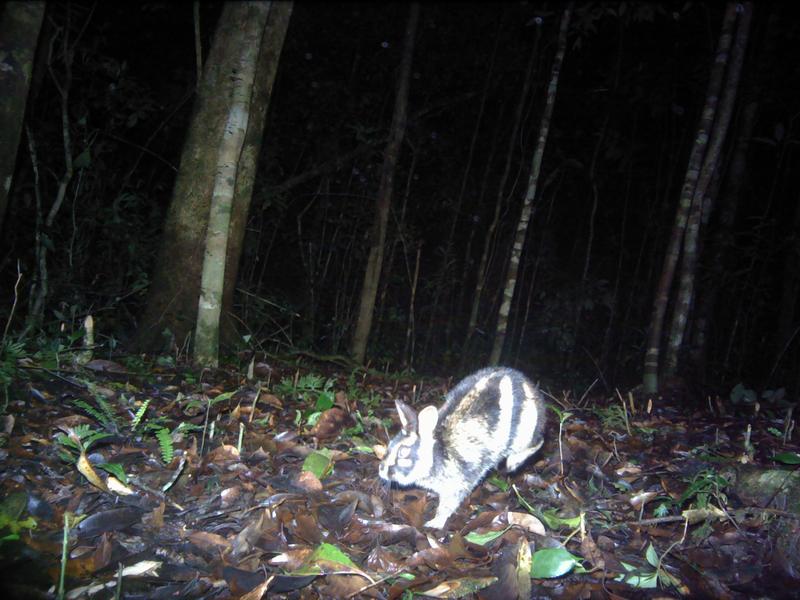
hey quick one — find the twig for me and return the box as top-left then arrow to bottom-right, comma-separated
1,262 -> 23,344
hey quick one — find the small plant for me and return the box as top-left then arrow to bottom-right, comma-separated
32,327 -> 86,370
55,423 -> 112,462
549,404 -> 573,476
54,424 -> 127,483
616,543 -> 682,590
155,427 -> 174,464
595,404 -> 628,432
679,469 -> 728,510
0,340 -> 27,411
0,492 -> 37,545
276,372 -> 336,426
73,393 -> 121,433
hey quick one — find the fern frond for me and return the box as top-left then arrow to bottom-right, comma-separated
156,427 -> 174,464
131,399 -> 150,431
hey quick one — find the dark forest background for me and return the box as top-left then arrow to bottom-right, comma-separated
2,1 -> 799,396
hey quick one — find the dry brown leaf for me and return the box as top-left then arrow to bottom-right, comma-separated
77,450 -> 109,493
579,529 -> 604,570
148,502 -> 165,530
310,407 -> 352,441
421,576 -> 497,598
506,511 -> 546,536
295,469 -> 323,492
205,444 -> 241,464
106,476 -> 134,496
515,537 -> 532,600
220,485 -> 242,508
405,546 -> 454,570
186,530 -> 230,554
269,547 -> 314,570
292,510 -> 322,545
91,532 -> 114,572
237,576 -> 273,600
629,490 -> 659,510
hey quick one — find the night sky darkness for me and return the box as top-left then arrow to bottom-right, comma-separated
3,2 -> 800,395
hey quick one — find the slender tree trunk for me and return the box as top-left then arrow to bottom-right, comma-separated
375,146 -> 417,343
0,1 -> 45,232
404,243 -> 422,368
134,3 -> 280,353
489,4 -> 571,365
422,15 -> 500,361
350,3 -> 419,364
463,27 -> 541,357
25,6 -> 90,331
642,2 -> 739,393
455,99 -> 505,370
664,2 -> 751,377
220,2 -> 293,346
194,3 -> 271,366
689,102 -> 756,378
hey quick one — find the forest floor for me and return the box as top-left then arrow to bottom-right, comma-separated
1,353 -> 799,599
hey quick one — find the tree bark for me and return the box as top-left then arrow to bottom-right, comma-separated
134,3 -> 286,354
421,15 -> 499,362
0,1 -> 45,232
689,101 -> 756,378
464,26 -> 541,356
349,3 -> 419,364
219,2 -> 293,346
642,2 -> 738,393
194,3 -> 271,367
489,4 -> 571,365
665,2 -> 751,376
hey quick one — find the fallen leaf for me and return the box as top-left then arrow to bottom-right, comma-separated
76,451 -> 109,493
421,576 -> 497,598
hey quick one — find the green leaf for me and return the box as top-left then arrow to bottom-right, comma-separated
302,449 -> 333,479
97,462 -> 128,484
156,427 -> 174,463
464,526 -> 510,546
539,509 -> 581,530
131,399 -> 150,431
209,391 -> 235,405
530,547 -> 582,578
653,502 -> 670,518
294,542 -> 359,575
486,474 -> 509,492
315,390 -> 335,411
615,562 -> 659,588
645,543 -> 659,567
306,410 -> 322,427
774,452 -> 800,465
0,492 -> 28,521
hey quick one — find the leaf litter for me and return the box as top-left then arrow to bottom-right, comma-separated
0,357 -> 798,599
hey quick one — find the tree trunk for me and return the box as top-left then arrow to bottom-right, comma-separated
219,2 -> 293,346
664,2 -> 751,377
194,3 -> 271,367
689,102 -> 756,379
463,27 -> 541,357
134,3 -> 283,354
422,15 -> 499,362
0,1 -> 45,232
25,6 -> 84,332
349,3 -> 419,364
489,4 -> 571,365
642,2 -> 738,393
